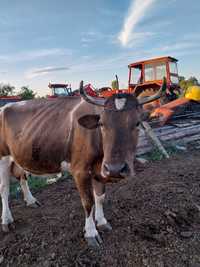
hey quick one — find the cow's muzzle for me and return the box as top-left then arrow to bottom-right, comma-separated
102,162 -> 130,179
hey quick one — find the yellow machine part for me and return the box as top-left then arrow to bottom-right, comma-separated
185,85 -> 200,101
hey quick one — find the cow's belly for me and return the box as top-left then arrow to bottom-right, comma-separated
11,153 -> 71,176
14,158 -> 71,175
7,134 -> 70,174
9,142 -> 70,175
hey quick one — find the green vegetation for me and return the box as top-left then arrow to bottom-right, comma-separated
10,172 -> 71,199
10,176 -> 48,198
111,80 -> 118,90
18,86 -> 36,100
0,83 -> 15,96
0,83 -> 36,99
144,144 -> 179,161
179,76 -> 199,96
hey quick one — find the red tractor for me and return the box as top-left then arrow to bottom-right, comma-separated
48,83 -> 98,98
48,83 -> 74,98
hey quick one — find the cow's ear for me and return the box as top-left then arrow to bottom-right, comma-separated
78,114 -> 100,129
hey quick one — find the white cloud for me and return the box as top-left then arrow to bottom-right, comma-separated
118,0 -> 157,46
0,48 -> 72,63
26,66 -> 70,79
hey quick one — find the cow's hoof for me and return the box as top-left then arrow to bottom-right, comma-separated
98,222 -> 112,232
2,224 -> 9,233
85,234 -> 103,248
27,200 -> 41,208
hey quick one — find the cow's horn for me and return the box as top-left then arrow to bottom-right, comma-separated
79,81 -> 106,107
138,77 -> 167,105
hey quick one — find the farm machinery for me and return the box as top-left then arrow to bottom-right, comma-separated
47,83 -> 98,98
45,56 -> 200,157
97,56 -> 200,157
0,96 -> 22,107
99,56 -> 180,105
47,56 -> 200,125
128,56 -> 180,102
47,83 -> 74,98
47,56 -> 181,104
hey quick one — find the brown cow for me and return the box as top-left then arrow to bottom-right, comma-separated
0,80 -> 165,247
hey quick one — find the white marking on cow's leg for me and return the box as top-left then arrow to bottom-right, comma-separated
94,192 -> 107,226
84,206 -> 98,238
74,171 -> 102,246
20,178 -> 37,206
0,157 -> 13,227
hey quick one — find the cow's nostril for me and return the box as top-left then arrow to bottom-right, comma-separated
120,163 -> 129,175
103,162 -> 129,177
103,163 -> 110,176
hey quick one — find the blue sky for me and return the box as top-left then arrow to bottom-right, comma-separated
0,0 -> 199,96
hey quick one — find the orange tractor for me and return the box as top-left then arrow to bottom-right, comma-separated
99,56 -> 180,110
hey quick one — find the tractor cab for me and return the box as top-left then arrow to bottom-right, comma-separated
48,83 -> 73,98
128,56 -> 180,99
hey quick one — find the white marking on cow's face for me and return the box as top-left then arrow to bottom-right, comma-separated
114,98 -> 126,110
84,206 -> 99,238
94,192 -> 107,226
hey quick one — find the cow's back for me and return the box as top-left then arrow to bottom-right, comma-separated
0,97 -> 82,173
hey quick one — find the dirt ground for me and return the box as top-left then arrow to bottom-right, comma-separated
0,150 -> 200,267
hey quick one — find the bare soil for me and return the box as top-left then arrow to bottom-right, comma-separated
1,150 -> 200,267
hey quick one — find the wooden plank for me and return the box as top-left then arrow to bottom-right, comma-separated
136,117 -> 200,155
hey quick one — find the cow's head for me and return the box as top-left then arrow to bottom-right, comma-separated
78,79 -> 166,182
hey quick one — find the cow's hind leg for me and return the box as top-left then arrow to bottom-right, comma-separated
74,172 -> 102,247
20,176 -> 41,208
93,179 -> 112,231
0,157 -> 13,232
10,162 -> 40,207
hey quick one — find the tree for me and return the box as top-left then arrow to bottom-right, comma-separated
111,80 -> 118,90
187,76 -> 198,86
179,76 -> 199,96
18,86 -> 36,100
0,83 -> 15,96
179,76 -> 185,82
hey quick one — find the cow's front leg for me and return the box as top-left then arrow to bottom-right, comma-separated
0,157 -> 14,232
74,173 -> 102,247
93,178 -> 112,231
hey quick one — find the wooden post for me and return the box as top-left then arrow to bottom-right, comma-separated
141,121 -> 170,158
